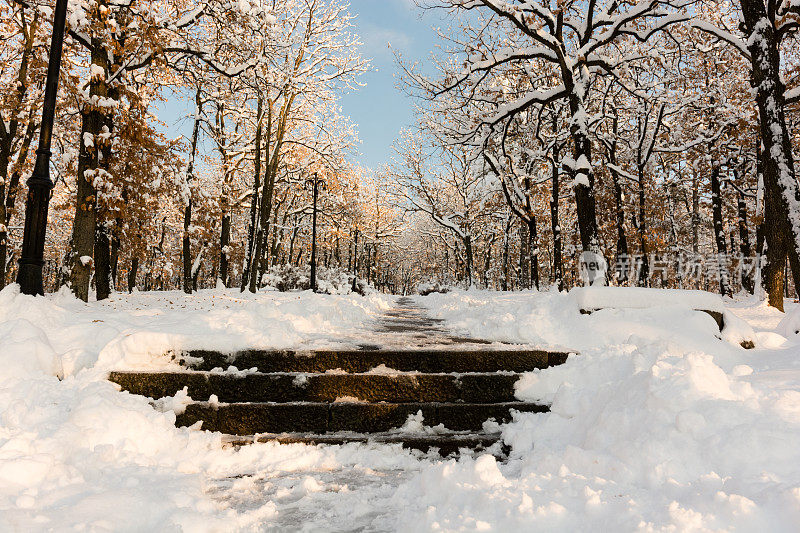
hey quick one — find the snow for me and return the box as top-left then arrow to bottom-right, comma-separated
395,411 -> 448,435
89,63 -> 105,80
777,305 -> 800,337
784,86 -> 800,104
2,285 -> 800,530
573,286 -> 725,313
572,174 -> 591,188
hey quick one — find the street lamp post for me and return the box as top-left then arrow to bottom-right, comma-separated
17,0 -> 69,295
351,227 -> 359,293
305,173 -> 326,292
364,242 -> 372,286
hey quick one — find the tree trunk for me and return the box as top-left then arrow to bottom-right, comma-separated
568,87 -> 605,284
70,42 -> 108,301
551,156 -> 564,291
610,167 -> 629,283
270,213 -> 285,269
183,88 -> 202,295
128,256 -> 139,293
519,221 -> 530,289
740,0 -> 800,309
268,204 -> 281,267
347,230 -> 353,272
737,184 -> 754,294
110,221 -> 120,290
182,200 -> 193,294
93,87 -> 117,302
502,216 -> 511,291
0,13 -> 38,290
253,99 -> 287,291
216,104 -> 231,289
251,169 -> 277,292
527,218 -> 539,290
288,222 -> 299,268
0,172 -> 21,289
607,114 -> 629,284
351,228 -> 359,291
711,165 -> 731,297
763,227 -> 787,310
692,170 -> 700,255
219,214 -> 230,287
242,97 -> 263,292
668,183 -> 682,288
0,153 -> 11,288
95,225 -> 111,300
637,165 -> 649,287
483,238 -> 494,288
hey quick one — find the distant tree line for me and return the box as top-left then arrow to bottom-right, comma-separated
0,0 -> 799,309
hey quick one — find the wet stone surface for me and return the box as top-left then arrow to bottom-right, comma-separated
360,297 -> 494,349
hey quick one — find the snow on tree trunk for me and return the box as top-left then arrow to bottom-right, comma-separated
568,84 -> 606,285
740,1 -> 800,309
183,89 -> 203,295
70,42 -> 109,302
551,142 -> 564,291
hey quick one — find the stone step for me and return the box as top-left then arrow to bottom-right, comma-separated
181,348 -> 569,373
110,371 -> 522,404
177,401 -> 548,435
224,432 -> 506,457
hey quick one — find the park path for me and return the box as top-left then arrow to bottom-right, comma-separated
350,296 -> 494,351
111,294 -> 568,532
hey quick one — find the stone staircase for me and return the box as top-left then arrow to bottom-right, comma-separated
110,347 -> 568,455
110,297 -> 570,455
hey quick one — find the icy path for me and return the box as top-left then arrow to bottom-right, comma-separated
206,461 -> 425,532
336,295 -> 498,350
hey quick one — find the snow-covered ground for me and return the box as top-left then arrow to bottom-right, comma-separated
1,285 -> 800,531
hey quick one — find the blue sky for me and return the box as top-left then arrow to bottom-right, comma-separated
157,0 -> 444,170
340,0 -> 442,169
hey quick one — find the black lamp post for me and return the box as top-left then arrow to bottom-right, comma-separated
305,173 -> 326,292
364,242 -> 372,286
351,227 -> 359,292
17,0 -> 69,295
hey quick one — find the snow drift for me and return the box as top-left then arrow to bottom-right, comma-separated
1,285 -> 799,531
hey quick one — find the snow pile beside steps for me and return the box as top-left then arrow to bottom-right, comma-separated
399,290 -> 800,531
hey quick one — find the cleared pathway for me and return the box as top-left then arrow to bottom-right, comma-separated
108,295 -> 571,530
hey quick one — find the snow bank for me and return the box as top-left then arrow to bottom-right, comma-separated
392,332 -> 800,530
0,285 -> 422,531
419,289 -> 728,353
572,286 -> 725,313
570,287 -> 759,348
2,285 -> 799,530
777,305 -> 800,338
0,285 -> 392,375
396,290 -> 800,531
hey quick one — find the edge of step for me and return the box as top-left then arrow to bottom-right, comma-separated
222,432 -> 506,456
177,348 -> 573,373
109,371 -> 524,404
176,400 -> 549,434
